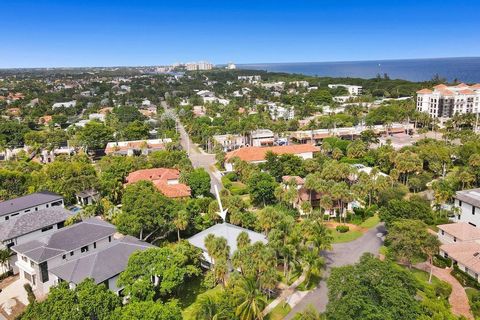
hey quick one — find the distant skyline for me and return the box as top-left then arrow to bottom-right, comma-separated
1,0 -> 479,68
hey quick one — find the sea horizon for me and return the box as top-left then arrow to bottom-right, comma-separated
237,56 -> 480,83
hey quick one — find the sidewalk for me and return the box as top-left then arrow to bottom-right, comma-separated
416,262 -> 474,320
262,272 -> 307,316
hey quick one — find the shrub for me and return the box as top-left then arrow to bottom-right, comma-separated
221,175 -> 232,189
433,254 -> 452,269
24,283 -> 36,304
452,266 -> 480,290
224,172 -> 238,181
336,225 -> 350,233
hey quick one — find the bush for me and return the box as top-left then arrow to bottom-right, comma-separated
432,254 -> 452,269
336,225 -> 350,233
452,265 -> 480,290
221,175 -> 232,189
24,283 -> 36,304
224,172 -> 238,181
229,182 -> 248,196
0,270 -> 13,281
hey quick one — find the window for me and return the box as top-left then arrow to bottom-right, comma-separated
30,261 -> 34,268
41,225 -> 53,232
108,236 -> 112,242
81,246 -> 89,253
454,237 -> 457,242
57,221 -> 65,229
441,230 -> 445,235
5,216 -> 9,221
473,206 -> 476,215
46,204 -> 49,208
39,261 -> 49,283
62,254 -> 66,260
470,222 -> 477,227
22,256 -> 28,263
93,242 -> 96,249
70,251 -> 74,256
459,200 -> 463,207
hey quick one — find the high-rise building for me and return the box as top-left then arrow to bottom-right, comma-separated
416,83 -> 480,119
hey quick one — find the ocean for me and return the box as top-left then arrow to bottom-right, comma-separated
237,57 -> 480,83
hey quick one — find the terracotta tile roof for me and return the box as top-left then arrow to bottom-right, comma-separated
38,115 -> 53,124
417,88 -> 433,94
459,89 -> 476,95
98,107 -> 113,115
125,168 -> 191,198
441,241 -> 480,274
153,181 -> 191,198
126,168 -> 180,184
439,89 -> 455,96
434,84 -> 448,89
282,175 -> 305,185
471,84 -> 480,89
438,223 -> 480,242
225,144 -> 320,163
455,83 -> 469,88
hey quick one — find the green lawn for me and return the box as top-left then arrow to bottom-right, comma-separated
265,301 -> 291,320
359,215 -> 380,228
331,229 -> 363,243
180,277 -> 223,320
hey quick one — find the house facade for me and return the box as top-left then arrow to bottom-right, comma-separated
453,188 -> 480,227
0,191 -> 64,223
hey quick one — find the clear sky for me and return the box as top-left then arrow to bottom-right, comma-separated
1,0 -> 479,68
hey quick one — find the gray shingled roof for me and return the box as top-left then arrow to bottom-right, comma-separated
12,218 -> 116,263
0,207 -> 72,242
0,191 -> 63,217
187,223 -> 267,256
49,236 -> 153,285
456,188 -> 480,208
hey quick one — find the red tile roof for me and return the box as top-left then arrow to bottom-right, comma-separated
440,242 -> 480,274
471,84 -> 480,89
438,223 -> 480,242
126,168 -> 191,198
225,144 -> 319,163
417,89 -> 433,94
455,83 -> 469,88
439,89 -> 455,96
434,84 -> 448,89
459,89 -> 476,95
282,175 -> 305,185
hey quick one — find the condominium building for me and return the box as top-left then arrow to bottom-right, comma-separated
328,84 -> 363,95
416,83 -> 480,119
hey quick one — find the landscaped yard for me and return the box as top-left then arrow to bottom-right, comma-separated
265,301 -> 291,320
359,214 -> 380,228
331,229 -> 364,243
179,275 -> 223,320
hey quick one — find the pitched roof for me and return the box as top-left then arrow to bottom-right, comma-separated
459,89 -> 476,95
471,84 -> 480,89
455,83 -> 469,88
441,241 -> 480,274
434,84 -> 448,89
456,188 -> 480,208
188,223 -> 267,257
0,207 -> 72,242
126,168 -> 180,184
282,175 -> 305,185
12,218 -> 116,263
439,89 -> 455,96
416,88 -> 433,94
225,144 -> 320,163
0,191 -> 63,217
126,168 -> 191,198
49,236 -> 153,285
438,223 -> 480,242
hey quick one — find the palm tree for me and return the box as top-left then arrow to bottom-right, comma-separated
235,277 -> 267,320
192,294 -> 225,320
173,210 -> 189,241
293,305 -> 322,320
0,249 -> 10,272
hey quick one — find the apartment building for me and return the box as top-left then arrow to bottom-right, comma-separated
416,83 -> 480,120
328,84 -> 363,95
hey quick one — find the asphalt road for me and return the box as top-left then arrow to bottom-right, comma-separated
285,223 -> 386,319
161,101 -> 223,194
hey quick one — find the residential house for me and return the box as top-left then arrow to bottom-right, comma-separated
12,218 -> 117,296
188,223 -> 267,267
104,138 -> 172,156
224,144 -> 319,172
250,129 -> 275,147
0,191 -> 64,223
453,188 -> 480,227
75,189 -> 100,206
49,235 -> 153,293
437,223 -> 480,244
52,100 -> 76,109
126,168 -> 191,198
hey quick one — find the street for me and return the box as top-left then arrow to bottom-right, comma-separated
285,223 -> 386,319
160,101 -> 223,194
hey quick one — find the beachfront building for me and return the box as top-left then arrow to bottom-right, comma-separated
416,83 -> 480,120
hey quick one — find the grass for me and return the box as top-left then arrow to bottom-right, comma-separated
359,214 -> 380,228
182,285 -> 223,320
296,273 -> 322,291
331,229 -> 363,243
465,287 -> 480,319
265,301 -> 291,320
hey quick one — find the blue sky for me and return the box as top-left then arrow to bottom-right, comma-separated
1,0 -> 479,68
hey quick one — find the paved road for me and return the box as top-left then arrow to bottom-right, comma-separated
285,223 -> 386,319
161,101 -> 222,194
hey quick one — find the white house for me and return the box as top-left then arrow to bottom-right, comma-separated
328,84 -> 363,96
52,100 -> 76,109
437,223 -> 480,244
453,188 -> 480,227
0,191 -> 64,223
12,218 -> 117,296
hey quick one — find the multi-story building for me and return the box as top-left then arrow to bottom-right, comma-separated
416,83 -> 480,120
0,191 -> 64,223
452,188 -> 480,227
328,84 -> 363,95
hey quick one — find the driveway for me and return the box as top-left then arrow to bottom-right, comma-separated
285,223 -> 386,319
0,277 -> 29,318
161,101 -> 222,194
